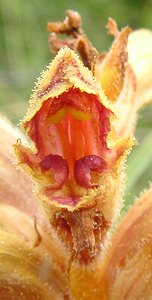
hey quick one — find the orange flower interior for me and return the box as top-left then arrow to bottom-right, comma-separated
17,87 -> 113,206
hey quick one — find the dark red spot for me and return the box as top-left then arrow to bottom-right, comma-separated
74,155 -> 107,188
39,154 -> 69,189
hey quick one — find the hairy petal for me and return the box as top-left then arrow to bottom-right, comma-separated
0,116 -> 45,224
15,47 -> 113,213
0,229 -> 67,300
128,29 -> 152,108
15,47 -> 131,222
94,23 -> 137,138
0,204 -> 70,275
101,186 -> 152,300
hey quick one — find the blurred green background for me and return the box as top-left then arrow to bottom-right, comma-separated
0,0 -> 152,211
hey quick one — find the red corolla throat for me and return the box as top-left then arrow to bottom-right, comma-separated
17,88 -> 111,204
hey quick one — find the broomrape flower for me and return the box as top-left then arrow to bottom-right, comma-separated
0,10 -> 152,300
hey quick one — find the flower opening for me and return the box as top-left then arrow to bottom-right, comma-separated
15,48 -> 127,213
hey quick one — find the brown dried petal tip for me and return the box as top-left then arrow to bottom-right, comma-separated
48,10 -> 98,70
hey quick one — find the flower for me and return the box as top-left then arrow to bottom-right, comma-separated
0,11 -> 152,299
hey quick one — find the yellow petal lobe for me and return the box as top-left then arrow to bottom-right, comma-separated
0,229 -> 66,299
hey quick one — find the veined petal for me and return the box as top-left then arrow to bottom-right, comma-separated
95,21 -> 152,138
100,186 -> 152,300
0,116 -> 45,224
94,20 -> 136,138
94,24 -> 131,102
128,29 -> 152,108
114,29 -> 152,137
0,229 -> 67,299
